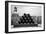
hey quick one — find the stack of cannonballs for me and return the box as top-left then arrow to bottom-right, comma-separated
18,13 -> 34,24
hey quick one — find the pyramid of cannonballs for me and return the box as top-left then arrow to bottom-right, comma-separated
18,13 -> 34,24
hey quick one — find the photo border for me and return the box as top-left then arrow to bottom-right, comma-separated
5,1 -> 45,33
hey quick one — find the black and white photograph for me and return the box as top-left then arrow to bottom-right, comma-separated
5,1 -> 45,33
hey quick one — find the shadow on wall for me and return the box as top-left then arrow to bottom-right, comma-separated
6,33 -> 16,34
6,33 -> 14,34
